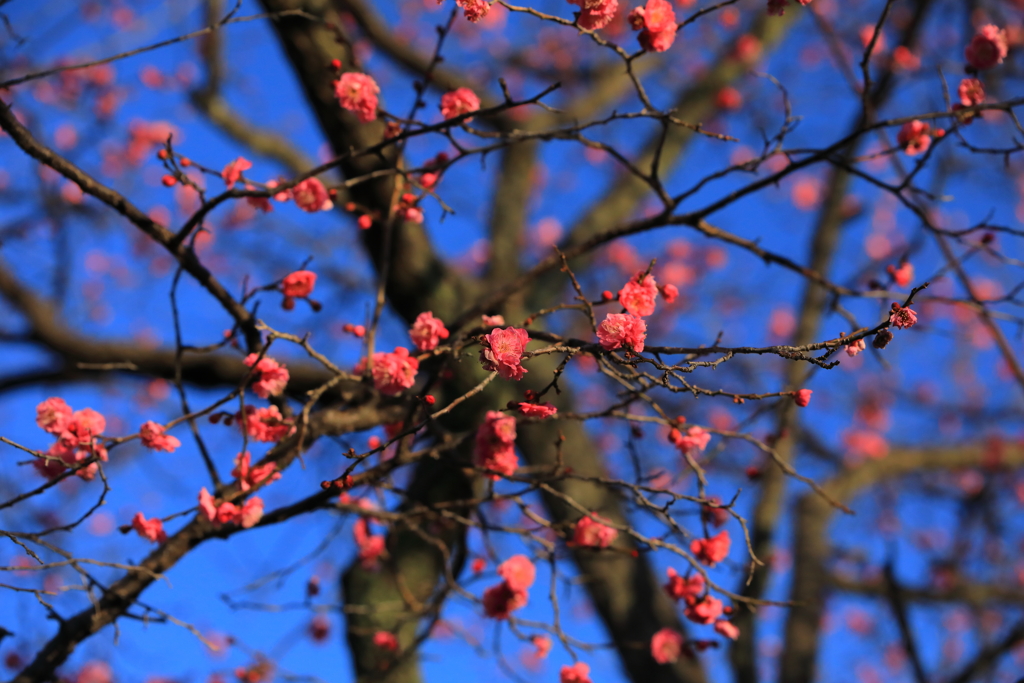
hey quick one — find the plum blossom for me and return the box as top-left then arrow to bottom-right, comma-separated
618,271 -> 659,316
846,338 -> 867,357
355,347 -> 420,396
483,555 -> 535,619
456,0 -> 490,22
532,635 -> 553,658
373,631 -> 399,651
139,421 -> 181,453
650,628 -> 684,664
560,662 -> 592,683
498,555 -> 536,592
664,568 -> 704,603
573,513 -> 618,548
282,270 -> 316,298
890,262 -> 914,287
440,87 -> 481,122
231,452 -> 281,491
965,25 -> 1008,71
33,403 -> 109,481
334,72 -> 379,122
409,311 -> 450,351
354,514 -> 386,569
629,0 -> 677,52
198,487 -> 264,528
221,157 -> 251,187
517,402 -> 557,418
715,620 -> 740,640
481,314 -> 505,326
483,581 -> 528,619
659,283 -> 679,303
36,397 -> 72,434
244,354 -> 290,399
670,425 -> 711,455
897,120 -> 932,156
131,512 -> 167,543
889,303 -> 918,329
684,594 -> 724,624
475,410 -> 518,479
597,313 -> 647,353
958,78 -> 985,107
292,177 -> 333,212
480,327 -> 530,380
568,0 -> 618,31
691,530 -> 731,566
238,405 -> 295,442
793,389 -> 812,407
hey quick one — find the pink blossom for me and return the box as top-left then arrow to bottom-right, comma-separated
483,581 -> 528,619
846,338 -> 867,357
517,402 -> 558,418
238,405 -> 295,442
965,25 -> 1008,70
198,487 -> 218,521
650,628 -> 684,664
958,78 -> 985,107
64,408 -> 106,442
571,0 -> 618,31
282,270 -> 316,298
232,452 -> 281,491
373,631 -> 399,651
497,555 -> 536,592
456,0 -> 491,22
475,410 -> 518,479
356,347 -> 420,396
560,662 -> 592,683
221,157 -> 252,187
480,327 -> 530,380
292,177 -> 332,212
638,21 -> 677,52
36,397 -> 72,434
670,425 -> 711,455
889,303 -> 918,329
844,429 -> 890,459
897,120 -> 932,156
597,313 -> 647,353
618,271 -> 659,316
354,517 -> 386,569
410,311 -> 450,351
793,389 -> 813,407
685,594 -> 724,624
714,620 -> 740,640
334,72 -> 380,122
139,421 -> 181,453
440,87 -> 481,122
664,567 -> 704,603
239,497 -> 264,528
691,530 -> 731,566
659,283 -> 679,303
131,512 -> 167,543
890,262 -> 914,287
244,354 -> 290,398
215,502 -> 240,525
482,314 -> 505,326
573,513 -> 618,548
532,635 -> 552,658
76,662 -> 112,683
